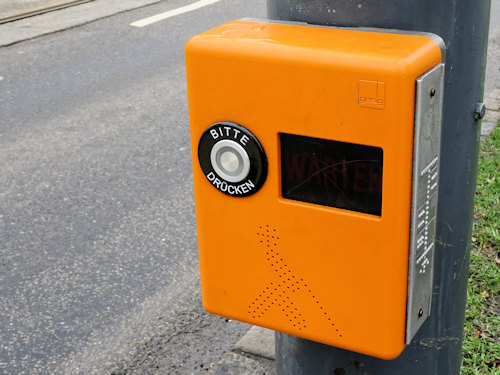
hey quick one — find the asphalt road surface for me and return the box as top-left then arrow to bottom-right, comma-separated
0,1 -> 265,374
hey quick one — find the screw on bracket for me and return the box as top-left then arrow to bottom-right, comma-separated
474,102 -> 486,120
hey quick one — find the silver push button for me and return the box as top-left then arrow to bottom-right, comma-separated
198,122 -> 267,197
210,139 -> 250,183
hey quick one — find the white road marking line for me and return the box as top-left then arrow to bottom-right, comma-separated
130,0 -> 221,28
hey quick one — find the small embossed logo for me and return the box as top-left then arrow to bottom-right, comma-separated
359,80 -> 385,109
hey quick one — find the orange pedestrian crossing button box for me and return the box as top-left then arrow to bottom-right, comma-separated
186,19 -> 445,359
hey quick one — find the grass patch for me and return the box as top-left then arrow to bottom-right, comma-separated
461,124 -> 500,374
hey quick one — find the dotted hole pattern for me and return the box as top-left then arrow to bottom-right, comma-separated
248,225 -> 342,337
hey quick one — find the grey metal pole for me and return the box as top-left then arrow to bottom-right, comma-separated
267,1 -> 491,374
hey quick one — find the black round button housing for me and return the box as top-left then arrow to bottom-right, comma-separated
198,122 -> 267,197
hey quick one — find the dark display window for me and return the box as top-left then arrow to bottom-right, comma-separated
280,133 -> 383,216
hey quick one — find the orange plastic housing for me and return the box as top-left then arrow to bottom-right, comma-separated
186,20 -> 442,359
